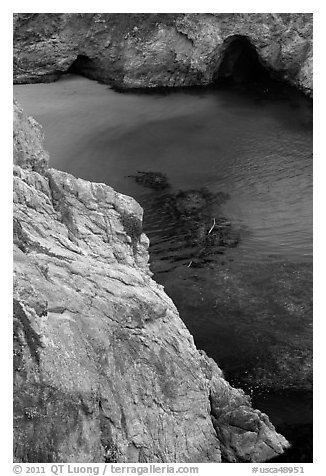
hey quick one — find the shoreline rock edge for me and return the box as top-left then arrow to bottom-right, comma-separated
13,100 -> 289,463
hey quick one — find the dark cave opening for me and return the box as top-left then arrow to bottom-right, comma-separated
214,36 -> 272,87
67,54 -> 98,79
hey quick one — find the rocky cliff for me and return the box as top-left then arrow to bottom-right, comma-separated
13,13 -> 312,95
13,100 -> 289,463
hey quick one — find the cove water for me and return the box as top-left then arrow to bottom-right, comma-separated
14,75 -> 313,462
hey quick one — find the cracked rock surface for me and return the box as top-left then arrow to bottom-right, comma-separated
13,100 -> 289,463
13,13 -> 312,95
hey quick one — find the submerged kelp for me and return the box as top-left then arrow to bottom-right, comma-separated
128,173 -> 239,268
163,188 -> 239,267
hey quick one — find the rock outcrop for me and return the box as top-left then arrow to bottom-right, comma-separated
13,100 -> 289,462
13,13 -> 312,95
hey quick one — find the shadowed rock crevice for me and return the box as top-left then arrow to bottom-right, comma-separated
13,299 -> 44,368
47,172 -> 79,243
98,401 -> 120,463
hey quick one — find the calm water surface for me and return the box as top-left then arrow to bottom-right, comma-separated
14,75 -> 312,262
14,75 -> 313,461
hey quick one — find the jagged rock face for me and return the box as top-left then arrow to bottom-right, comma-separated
13,100 -> 49,173
13,101 -> 289,463
13,13 -> 312,95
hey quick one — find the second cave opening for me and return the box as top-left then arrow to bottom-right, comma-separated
214,36 -> 273,86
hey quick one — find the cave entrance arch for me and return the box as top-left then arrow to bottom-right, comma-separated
67,54 -> 97,78
213,35 -> 271,86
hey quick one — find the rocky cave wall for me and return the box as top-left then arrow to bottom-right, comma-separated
13,13 -> 313,95
13,100 -> 289,463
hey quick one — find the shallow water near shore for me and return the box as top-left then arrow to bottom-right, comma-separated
14,75 -> 313,461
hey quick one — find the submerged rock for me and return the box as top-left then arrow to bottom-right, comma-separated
173,189 -> 221,215
13,101 -> 289,462
128,171 -> 170,190
13,13 -> 312,95
156,259 -> 313,395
